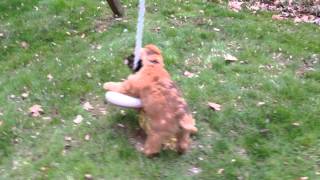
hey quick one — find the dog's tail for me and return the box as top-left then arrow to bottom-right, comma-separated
179,115 -> 197,134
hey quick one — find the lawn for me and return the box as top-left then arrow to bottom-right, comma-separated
0,0 -> 320,179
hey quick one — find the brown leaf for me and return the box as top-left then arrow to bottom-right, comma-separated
84,174 -> 93,180
47,74 -> 53,81
272,14 -> 285,20
257,101 -> 266,106
99,108 -> 107,115
21,92 -> 29,99
29,104 -> 44,117
294,16 -> 303,23
292,122 -> 301,126
183,71 -> 196,78
80,33 -> 86,38
40,166 -> 48,171
86,72 -> 92,78
224,54 -> 238,62
299,177 -> 309,180
64,136 -> 72,141
85,134 -> 91,141
0,120 -> 3,126
228,1 -> 243,12
73,115 -> 83,124
208,102 -> 222,111
83,102 -> 94,111
217,168 -> 225,174
117,123 -> 125,128
20,41 -> 29,49
188,166 -> 202,175
213,28 -> 220,32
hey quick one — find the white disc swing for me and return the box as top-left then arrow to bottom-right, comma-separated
105,0 -> 145,108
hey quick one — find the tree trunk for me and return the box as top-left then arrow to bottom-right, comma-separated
106,0 -> 124,17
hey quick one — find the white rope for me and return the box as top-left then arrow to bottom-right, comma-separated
133,0 -> 145,70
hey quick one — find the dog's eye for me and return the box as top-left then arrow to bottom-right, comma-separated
150,60 -> 159,64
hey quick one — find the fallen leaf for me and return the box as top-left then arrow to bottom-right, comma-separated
188,166 -> 202,175
120,110 -> 126,115
83,102 -> 94,111
21,92 -> 29,99
86,72 -> 92,78
299,177 -> 309,180
20,41 -> 29,49
183,71 -> 196,78
292,122 -> 300,126
217,168 -> 224,174
29,104 -> 44,117
224,54 -> 238,62
40,166 -> 48,171
0,120 -> 3,126
85,134 -> 90,141
259,129 -> 269,133
314,18 -> 320,25
228,1 -> 243,12
272,14 -> 284,20
134,141 -> 144,152
0,32 -> 4,37
80,33 -> 86,38
208,102 -> 222,111
73,115 -> 83,124
213,28 -> 220,32
99,108 -> 107,115
117,123 -> 125,128
96,44 -> 102,50
301,15 -> 310,22
84,174 -> 93,180
257,101 -> 265,106
47,74 -> 53,81
64,136 -> 72,141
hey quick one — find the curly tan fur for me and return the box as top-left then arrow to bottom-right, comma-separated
104,44 -> 197,156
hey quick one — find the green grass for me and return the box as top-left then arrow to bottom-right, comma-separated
1,0 -> 320,179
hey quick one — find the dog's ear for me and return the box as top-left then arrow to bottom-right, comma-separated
142,44 -> 164,66
124,54 -> 134,65
144,44 -> 161,55
124,54 -> 142,73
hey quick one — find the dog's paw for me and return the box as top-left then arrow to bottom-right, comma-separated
103,82 -> 117,91
143,148 -> 160,158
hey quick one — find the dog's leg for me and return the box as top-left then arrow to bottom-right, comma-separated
177,130 -> 191,154
104,74 -> 141,95
103,82 -> 126,92
143,133 -> 163,157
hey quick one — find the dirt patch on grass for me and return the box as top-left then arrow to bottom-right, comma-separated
94,15 -> 130,33
94,17 -> 114,33
111,119 -> 146,152
80,93 -> 108,117
296,54 -> 319,76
